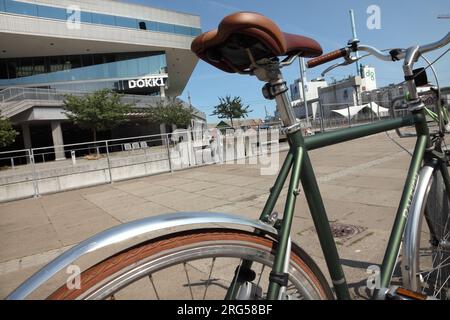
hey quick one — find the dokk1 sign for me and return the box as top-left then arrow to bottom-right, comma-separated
115,75 -> 168,93
128,75 -> 167,89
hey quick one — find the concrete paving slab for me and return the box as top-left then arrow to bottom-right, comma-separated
172,181 -> 217,193
0,202 -> 49,232
153,177 -> 194,187
0,224 -> 61,262
327,174 -> 406,191
0,132 -> 439,300
105,201 -> 174,222
50,213 -> 119,246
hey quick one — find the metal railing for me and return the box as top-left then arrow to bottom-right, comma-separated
0,86 -> 206,119
0,128 -> 281,202
0,86 -> 162,105
309,90 -> 450,132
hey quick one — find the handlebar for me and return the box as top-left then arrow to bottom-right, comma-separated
304,32 -> 450,138
306,48 -> 348,68
306,32 -> 450,68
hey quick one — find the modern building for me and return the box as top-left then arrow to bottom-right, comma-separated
0,0 -> 205,158
317,65 -> 377,118
290,77 -> 327,120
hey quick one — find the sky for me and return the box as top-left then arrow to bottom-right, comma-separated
124,0 -> 450,123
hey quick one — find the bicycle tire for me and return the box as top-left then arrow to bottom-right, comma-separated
47,228 -> 334,300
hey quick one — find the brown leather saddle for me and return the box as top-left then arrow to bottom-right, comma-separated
191,12 -> 323,73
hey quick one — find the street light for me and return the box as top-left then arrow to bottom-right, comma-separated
299,57 -> 309,127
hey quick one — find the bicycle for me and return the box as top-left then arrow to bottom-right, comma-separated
7,12 -> 450,300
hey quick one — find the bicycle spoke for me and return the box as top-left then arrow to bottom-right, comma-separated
183,262 -> 194,300
202,258 -> 216,300
420,261 -> 450,274
435,274 -> 450,297
148,274 -> 160,300
433,252 -> 442,296
256,264 -> 265,288
228,259 -> 243,299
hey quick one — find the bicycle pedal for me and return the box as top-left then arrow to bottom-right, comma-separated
386,287 -> 436,300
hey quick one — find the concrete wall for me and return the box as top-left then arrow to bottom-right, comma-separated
0,157 -> 174,202
0,130 -> 279,202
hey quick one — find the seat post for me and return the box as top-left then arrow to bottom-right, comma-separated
272,81 -> 297,127
256,65 -> 297,128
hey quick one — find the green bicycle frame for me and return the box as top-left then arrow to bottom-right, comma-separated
221,32 -> 450,300
254,107 -> 448,300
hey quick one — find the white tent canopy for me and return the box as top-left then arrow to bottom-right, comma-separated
366,102 -> 390,116
331,103 -> 389,119
331,105 -> 366,119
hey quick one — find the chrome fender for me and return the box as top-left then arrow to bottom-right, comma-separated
401,165 -> 435,291
7,212 -> 277,300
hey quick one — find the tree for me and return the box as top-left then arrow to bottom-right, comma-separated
146,98 -> 194,128
211,95 -> 252,128
0,111 -> 18,148
63,89 -> 133,141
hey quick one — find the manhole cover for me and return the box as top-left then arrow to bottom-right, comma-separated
330,223 -> 365,239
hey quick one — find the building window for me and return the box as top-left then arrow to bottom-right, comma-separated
158,22 -> 175,33
0,61 -> 7,79
81,55 -> 93,67
191,28 -> 202,36
4,0 -> 37,16
174,25 -> 192,36
91,13 -> 116,26
0,52 -> 167,88
1,1 -> 202,38
33,57 -> 46,74
147,21 -> 158,31
81,12 -> 92,23
16,58 -> 33,77
115,16 -> 137,29
37,5 -> 66,20
343,89 -> 349,100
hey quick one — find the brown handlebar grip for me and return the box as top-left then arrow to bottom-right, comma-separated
306,48 -> 348,68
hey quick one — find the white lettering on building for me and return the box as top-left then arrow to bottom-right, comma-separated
128,76 -> 167,89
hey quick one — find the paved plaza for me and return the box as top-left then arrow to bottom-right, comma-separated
0,132 -> 419,299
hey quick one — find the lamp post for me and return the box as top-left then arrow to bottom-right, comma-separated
299,57 -> 310,127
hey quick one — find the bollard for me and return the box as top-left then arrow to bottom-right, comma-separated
165,134 -> 173,173
71,150 -> 76,165
105,141 -> 113,183
30,149 -> 40,198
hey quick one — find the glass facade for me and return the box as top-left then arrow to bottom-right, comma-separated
0,52 -> 167,93
0,0 -> 202,37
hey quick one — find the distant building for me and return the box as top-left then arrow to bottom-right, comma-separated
317,65 -> 377,118
361,82 -> 433,110
290,78 -> 327,120
0,0 -> 206,156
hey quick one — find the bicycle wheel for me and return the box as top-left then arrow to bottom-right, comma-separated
401,166 -> 450,299
47,229 -> 333,300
